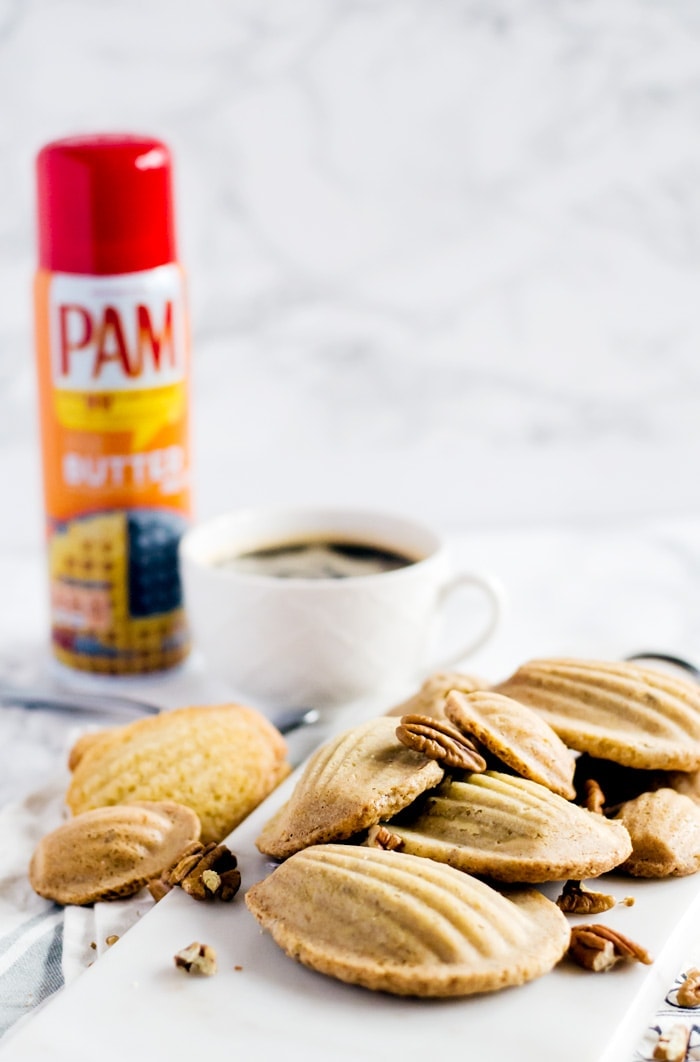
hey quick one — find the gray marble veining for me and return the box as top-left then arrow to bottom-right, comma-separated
1,0 -> 700,540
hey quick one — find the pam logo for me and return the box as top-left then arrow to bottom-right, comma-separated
59,302 -> 175,378
50,268 -> 186,391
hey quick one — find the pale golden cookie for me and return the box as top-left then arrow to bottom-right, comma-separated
386,671 -> 489,720
494,658 -> 700,770
245,843 -> 570,997
444,689 -> 576,799
380,771 -> 632,883
66,704 -> 290,844
256,717 -> 444,860
30,801 -> 201,905
614,788 -> 700,877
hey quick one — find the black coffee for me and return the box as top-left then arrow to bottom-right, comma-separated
217,538 -> 418,579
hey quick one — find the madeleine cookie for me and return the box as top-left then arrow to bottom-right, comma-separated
614,788 -> 700,877
245,844 -> 570,997
66,704 -> 290,844
378,771 -> 632,883
386,671 -> 489,720
30,801 -> 201,905
444,689 -> 576,799
495,658 -> 700,770
256,717 -> 444,860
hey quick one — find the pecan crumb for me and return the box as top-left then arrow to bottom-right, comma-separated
677,968 -> 700,1008
396,714 -> 487,772
653,1023 -> 691,1061
556,880 -> 616,915
201,868 -> 222,894
174,941 -> 217,976
158,842 -> 241,902
568,923 -> 653,972
583,778 -> 606,814
234,965 -> 243,972
147,876 -> 173,902
366,824 -> 404,851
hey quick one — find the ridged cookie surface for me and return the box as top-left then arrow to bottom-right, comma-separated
495,658 -> 700,770
30,801 -> 201,905
245,844 -> 570,997
256,717 -> 444,860
445,689 -> 576,799
381,771 -> 632,882
66,704 -> 290,844
614,788 -> 700,877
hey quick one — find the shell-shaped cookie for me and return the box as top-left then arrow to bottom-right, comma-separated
29,801 -> 201,905
66,703 -> 290,844
383,771 -> 632,882
245,843 -> 570,997
386,670 -> 489,720
614,788 -> 700,878
256,717 -> 444,860
494,658 -> 700,770
444,689 -> 576,799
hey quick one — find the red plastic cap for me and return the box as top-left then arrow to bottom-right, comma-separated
36,133 -> 177,275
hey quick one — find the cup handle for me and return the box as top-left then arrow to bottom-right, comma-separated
429,571 -> 505,670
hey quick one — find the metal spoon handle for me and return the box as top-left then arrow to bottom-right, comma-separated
0,686 -> 319,734
0,688 -> 160,716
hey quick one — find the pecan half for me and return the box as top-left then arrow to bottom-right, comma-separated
174,941 -> 217,976
653,1023 -> 691,1061
568,923 -> 653,972
366,825 -> 404,851
556,880 -> 616,915
677,968 -> 700,1008
150,841 -> 241,903
396,714 -> 487,771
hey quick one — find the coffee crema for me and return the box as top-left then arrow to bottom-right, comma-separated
215,538 -> 419,580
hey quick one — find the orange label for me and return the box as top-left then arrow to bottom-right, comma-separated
34,266 -> 191,674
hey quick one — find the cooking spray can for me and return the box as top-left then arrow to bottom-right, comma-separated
33,134 -> 191,675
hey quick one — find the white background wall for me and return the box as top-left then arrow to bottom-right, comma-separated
2,0 -> 700,547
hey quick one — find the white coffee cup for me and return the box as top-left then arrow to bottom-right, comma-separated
178,507 -> 504,710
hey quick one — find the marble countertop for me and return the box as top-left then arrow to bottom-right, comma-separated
1,0 -> 700,541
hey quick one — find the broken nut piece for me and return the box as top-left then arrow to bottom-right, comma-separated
582,778 -> 606,815
396,714 -> 487,772
366,825 -> 404,851
174,941 -> 217,976
653,1023 -> 692,1061
159,841 -> 242,902
555,880 -> 616,915
568,923 -> 653,972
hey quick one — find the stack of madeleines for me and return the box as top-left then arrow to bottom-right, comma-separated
30,703 -> 290,906
27,657 -> 700,1003
247,658 -> 700,997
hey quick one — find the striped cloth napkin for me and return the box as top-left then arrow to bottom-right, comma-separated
0,706 -> 152,1043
